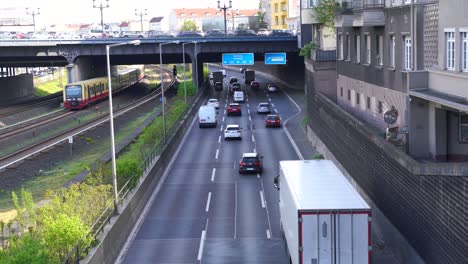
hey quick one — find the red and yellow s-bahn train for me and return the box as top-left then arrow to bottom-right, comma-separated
63,66 -> 144,110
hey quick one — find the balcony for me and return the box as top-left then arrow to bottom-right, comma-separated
312,49 -> 337,62
352,0 -> 385,26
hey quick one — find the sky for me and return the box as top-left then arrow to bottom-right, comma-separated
3,0 -> 258,25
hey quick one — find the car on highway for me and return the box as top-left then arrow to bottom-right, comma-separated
205,29 -> 224,37
227,103 -> 242,116
224,124 -> 242,140
120,31 -> 146,38
233,91 -> 245,103
265,114 -> 281,127
235,29 -> 257,36
230,82 -> 242,95
30,32 -> 53,39
229,77 -> 239,84
250,81 -> 260,89
82,28 -> 106,39
147,31 -> 174,38
270,29 -> 293,37
207,98 -> 220,109
0,31 -> 12,39
257,102 -> 271,114
257,28 -> 270,36
266,84 -> 278,93
214,82 -> 223,91
239,153 -> 263,174
177,31 -> 203,38
220,70 -> 227,77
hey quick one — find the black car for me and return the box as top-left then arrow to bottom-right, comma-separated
205,29 -> 225,37
177,31 -> 203,38
235,29 -> 256,36
270,30 -> 293,37
239,153 -> 263,174
214,82 -> 223,91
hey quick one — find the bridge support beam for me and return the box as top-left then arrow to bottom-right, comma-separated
65,57 -> 107,84
191,54 -> 204,93
0,74 -> 34,105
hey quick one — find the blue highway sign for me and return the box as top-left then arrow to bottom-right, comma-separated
222,53 -> 254,65
265,52 -> 287,65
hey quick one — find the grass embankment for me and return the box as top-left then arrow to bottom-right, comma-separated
34,69 -> 67,96
0,73 -> 197,262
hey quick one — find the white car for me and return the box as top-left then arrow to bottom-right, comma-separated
266,84 -> 278,93
257,102 -> 271,114
207,98 -> 220,109
224,124 -> 242,140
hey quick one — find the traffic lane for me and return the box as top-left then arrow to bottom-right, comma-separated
255,128 -> 300,238
206,183 -> 236,239
122,239 -> 200,264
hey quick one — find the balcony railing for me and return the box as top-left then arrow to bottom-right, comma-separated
337,0 -> 438,10
312,49 -> 337,62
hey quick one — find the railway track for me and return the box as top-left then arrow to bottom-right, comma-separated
0,67 -> 175,170
0,92 -> 63,119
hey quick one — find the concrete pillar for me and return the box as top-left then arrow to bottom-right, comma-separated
0,74 -> 34,104
408,98 -> 430,159
434,108 -> 447,161
65,64 -> 76,84
191,56 -> 203,93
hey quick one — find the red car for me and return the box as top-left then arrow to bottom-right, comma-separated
227,103 -> 242,116
250,81 -> 260,89
265,114 -> 281,127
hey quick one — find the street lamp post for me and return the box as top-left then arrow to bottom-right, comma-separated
159,41 -> 180,144
106,40 -> 141,214
25,8 -> 40,32
217,0 -> 232,35
229,9 -> 239,31
93,0 -> 110,37
135,9 -> 147,33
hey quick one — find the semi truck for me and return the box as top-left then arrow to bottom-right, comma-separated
211,71 -> 224,85
243,69 -> 255,84
276,160 -> 371,264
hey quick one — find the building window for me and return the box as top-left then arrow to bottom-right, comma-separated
367,96 -> 371,110
338,34 -> 344,60
347,35 -> 351,61
355,35 -> 361,63
275,17 -> 279,25
282,16 -> 286,25
446,31 -> 455,70
356,92 -> 360,105
282,3 -> 287,11
340,87 -> 343,97
404,36 -> 412,70
275,4 -> 279,12
390,35 -> 395,67
378,101 -> 383,114
459,113 -> 468,143
463,32 -> 468,72
376,35 -> 383,66
347,90 -> 351,101
365,35 -> 371,64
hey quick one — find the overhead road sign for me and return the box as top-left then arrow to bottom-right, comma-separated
265,52 -> 287,65
222,53 -> 254,65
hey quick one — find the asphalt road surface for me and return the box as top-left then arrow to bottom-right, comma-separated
117,67 -> 300,264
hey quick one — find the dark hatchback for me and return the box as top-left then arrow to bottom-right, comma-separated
239,153 -> 263,174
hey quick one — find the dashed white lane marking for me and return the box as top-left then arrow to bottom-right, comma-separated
197,230 -> 206,261
220,124 -> 224,132
215,149 -> 219,159
224,110 -> 227,115
266,229 -> 271,239
218,136 -> 221,143
247,103 -> 250,108
260,191 -> 266,208
205,192 -> 212,212
248,109 -> 251,115
252,135 -> 255,142
274,109 -> 278,114
234,181 -> 238,239
249,116 -> 252,122
211,168 -> 216,182
268,98 -> 272,102
222,116 -> 225,122
271,103 -> 275,107
253,147 -> 256,153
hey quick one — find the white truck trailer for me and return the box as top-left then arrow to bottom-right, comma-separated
277,160 -> 371,264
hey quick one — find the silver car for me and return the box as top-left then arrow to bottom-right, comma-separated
257,103 -> 271,114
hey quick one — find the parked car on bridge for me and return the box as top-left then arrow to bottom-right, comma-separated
270,30 -> 293,37
177,31 -> 203,38
82,28 -> 107,39
30,32 -> 53,40
235,29 -> 256,36
0,31 -> 13,39
147,31 -> 174,38
120,31 -> 146,38
205,29 -> 224,37
257,28 -> 270,36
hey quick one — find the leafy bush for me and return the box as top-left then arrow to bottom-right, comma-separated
312,154 -> 325,160
0,233 -> 52,264
299,42 -> 317,58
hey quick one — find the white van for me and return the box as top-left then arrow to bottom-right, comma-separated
233,91 -> 245,103
198,106 -> 217,128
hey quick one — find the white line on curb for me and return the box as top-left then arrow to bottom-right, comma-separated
211,168 -> 216,182
260,191 -> 265,208
205,192 -> 212,212
197,230 -> 206,261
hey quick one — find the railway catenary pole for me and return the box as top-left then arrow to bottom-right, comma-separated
159,41 -> 180,145
135,9 -> 147,33
25,8 -> 40,33
93,0 -> 110,38
217,0 -> 232,35
106,40 -> 140,214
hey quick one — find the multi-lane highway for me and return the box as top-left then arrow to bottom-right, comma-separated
117,68 -> 300,263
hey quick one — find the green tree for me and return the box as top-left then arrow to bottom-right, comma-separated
41,213 -> 91,261
11,189 -> 37,232
299,42 -> 317,58
313,0 -> 340,30
0,233 -> 52,264
180,20 -> 198,31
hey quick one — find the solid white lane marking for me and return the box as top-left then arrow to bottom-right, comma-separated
260,191 -> 265,208
260,178 -> 273,238
266,229 -> 271,239
211,168 -> 216,182
197,230 -> 206,261
234,181 -> 238,239
218,136 -> 221,143
205,192 -> 212,212
215,149 -> 219,159
252,135 -> 255,142
282,89 -> 304,160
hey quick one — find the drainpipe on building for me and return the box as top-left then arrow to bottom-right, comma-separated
411,0 -> 416,70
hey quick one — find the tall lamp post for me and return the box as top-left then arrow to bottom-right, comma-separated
25,8 -> 40,32
93,0 -> 110,37
135,9 -> 147,33
229,9 -> 239,31
159,41 -> 180,144
106,40 -> 141,214
217,0 -> 232,35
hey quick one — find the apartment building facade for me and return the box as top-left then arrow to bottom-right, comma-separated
271,0 -> 289,29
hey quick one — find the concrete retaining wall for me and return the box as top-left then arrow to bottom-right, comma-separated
0,74 -> 34,104
83,85 -> 209,264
